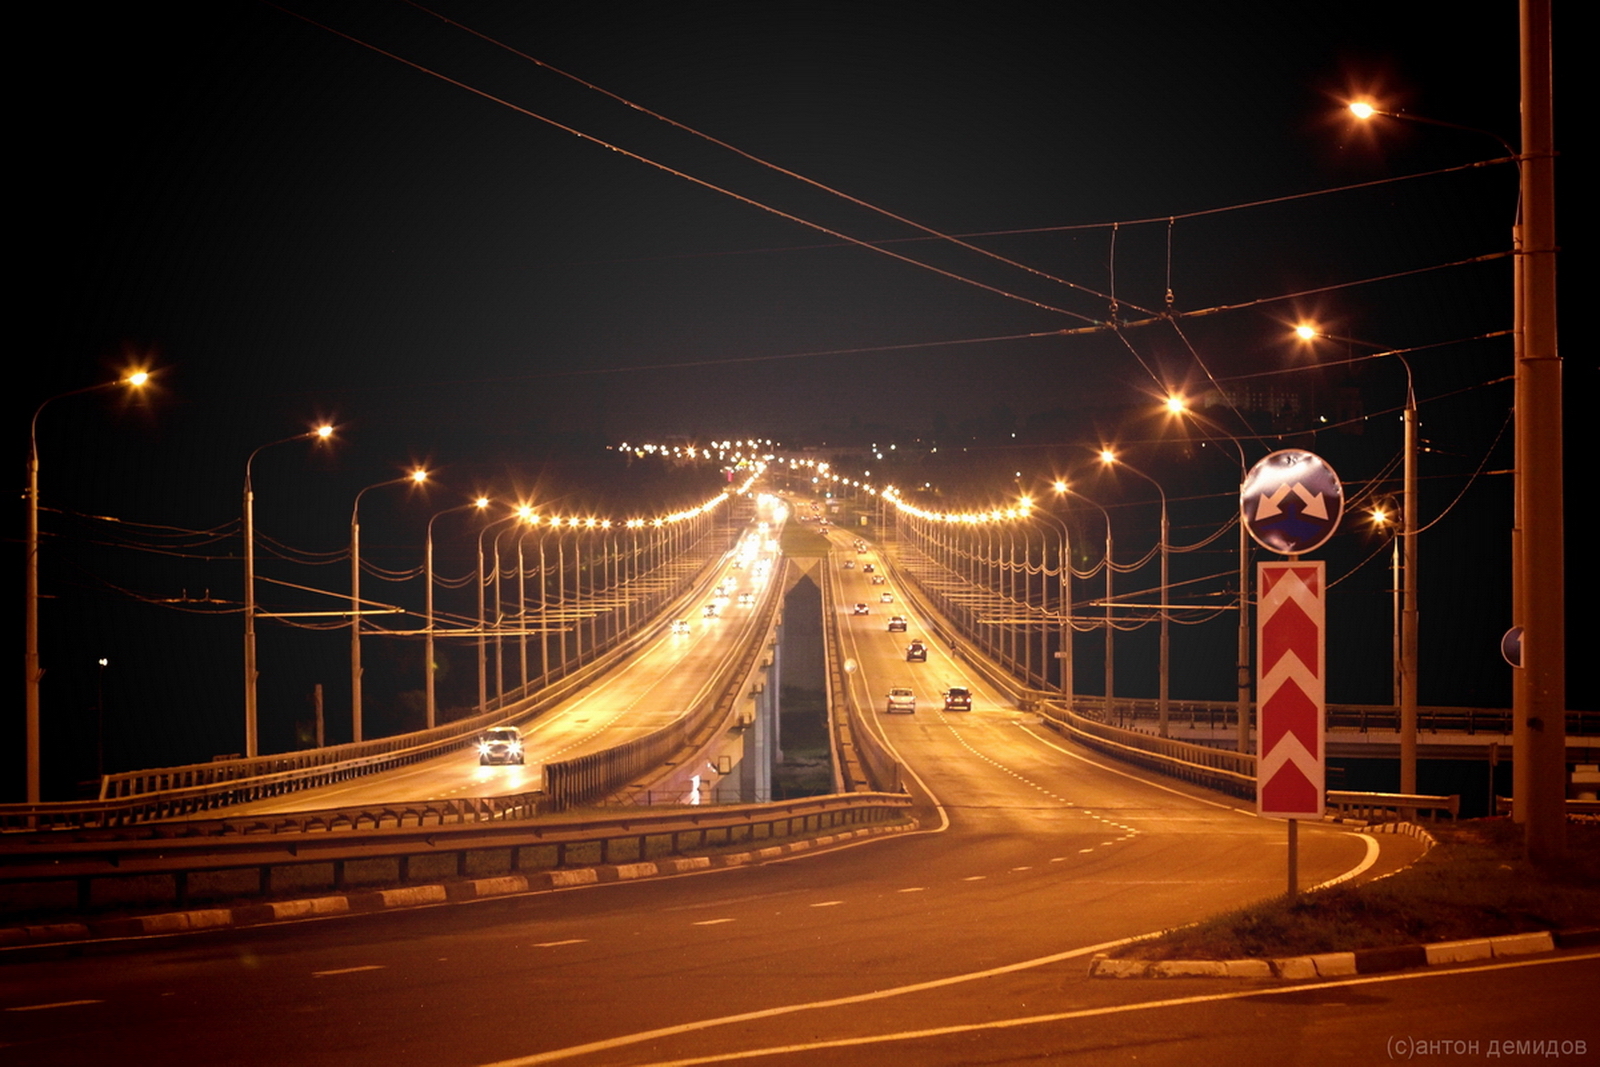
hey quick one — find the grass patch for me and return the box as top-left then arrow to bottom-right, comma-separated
1115,819 -> 1600,960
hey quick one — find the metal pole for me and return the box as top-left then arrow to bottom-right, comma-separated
1400,386 -> 1419,795
350,511 -> 362,744
1517,0 -> 1565,864
425,522 -> 436,730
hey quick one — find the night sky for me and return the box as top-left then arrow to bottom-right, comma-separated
18,2 -> 1582,796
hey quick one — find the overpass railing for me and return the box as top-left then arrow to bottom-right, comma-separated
0,792 -> 913,921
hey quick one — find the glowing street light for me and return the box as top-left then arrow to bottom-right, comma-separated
25,368 -> 152,803
351,468 -> 427,744
425,496 -> 489,730
243,423 -> 334,758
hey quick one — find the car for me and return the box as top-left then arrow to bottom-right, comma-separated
879,592 -> 894,603
703,603 -> 721,618
870,574 -> 887,585
842,559 -> 854,569
885,686 -> 916,714
477,726 -> 525,765
906,640 -> 927,662
943,687 -> 972,712
852,602 -> 870,615
738,592 -> 755,607
887,615 -> 907,632
670,618 -> 691,635
862,563 -> 875,573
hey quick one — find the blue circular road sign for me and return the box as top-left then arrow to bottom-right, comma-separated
1240,449 -> 1344,555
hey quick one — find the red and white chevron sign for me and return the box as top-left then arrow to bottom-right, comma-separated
1257,562 -> 1325,818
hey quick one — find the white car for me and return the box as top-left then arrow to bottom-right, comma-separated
738,592 -> 755,607
852,602 -> 870,615
885,687 -> 916,714
879,592 -> 894,603
670,618 -> 691,635
887,615 -> 907,632
478,726 -> 525,765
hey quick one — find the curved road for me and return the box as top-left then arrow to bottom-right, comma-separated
11,526 -> 1578,1067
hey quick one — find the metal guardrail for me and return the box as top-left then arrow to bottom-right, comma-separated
1326,790 -> 1460,822
0,792 -> 912,918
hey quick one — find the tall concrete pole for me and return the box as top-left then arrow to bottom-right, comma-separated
1517,0 -> 1564,864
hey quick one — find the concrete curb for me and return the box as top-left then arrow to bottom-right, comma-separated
0,822 -> 913,949
1088,927 -> 1600,980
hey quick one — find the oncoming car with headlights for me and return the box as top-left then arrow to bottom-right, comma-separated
478,726 -> 525,765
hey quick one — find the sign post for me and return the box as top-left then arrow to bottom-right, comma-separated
1242,450 -> 1342,896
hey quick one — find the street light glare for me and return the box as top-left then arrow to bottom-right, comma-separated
1164,395 -> 1188,415
1099,448 -> 1117,465
1349,101 -> 1376,119
1294,324 -> 1319,341
126,371 -> 150,387
410,468 -> 428,484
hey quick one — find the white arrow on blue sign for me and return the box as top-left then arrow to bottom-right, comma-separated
1240,449 -> 1344,556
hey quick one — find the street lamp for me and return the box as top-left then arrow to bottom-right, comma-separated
243,424 -> 332,759
25,369 -> 151,803
1100,450 -> 1171,737
477,506 -> 532,713
1056,481 -> 1115,722
1034,497 -> 1074,707
1162,394 -> 1254,753
1352,21 -> 1564,862
350,469 -> 427,743
1296,324 -> 1420,795
425,496 -> 488,730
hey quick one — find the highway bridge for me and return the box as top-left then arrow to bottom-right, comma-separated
3,485 -> 1595,1066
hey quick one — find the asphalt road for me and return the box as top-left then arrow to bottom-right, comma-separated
10,527 -> 1581,1066
214,531 -> 780,815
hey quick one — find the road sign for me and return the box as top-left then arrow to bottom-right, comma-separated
1257,562 -> 1325,819
1240,449 -> 1344,555
1500,626 -> 1523,669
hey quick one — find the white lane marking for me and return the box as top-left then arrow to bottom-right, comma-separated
961,875 -> 986,881
1078,848 -> 1094,853
1009,866 -> 1032,872
1049,857 -> 1067,863
896,887 -> 926,893
533,940 -> 588,947
6,999 -> 104,1012
1312,833 -> 1381,889
692,919 -> 735,926
536,951 -> 1600,1067
313,965 -> 385,977
471,933 -> 1158,1066
809,901 -> 844,908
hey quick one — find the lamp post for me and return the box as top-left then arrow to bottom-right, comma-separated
350,469 -> 427,744
425,497 -> 488,731
1164,395 -> 1254,753
1350,12 -> 1562,859
25,370 -> 150,803
243,425 -> 332,758
1100,451 -> 1171,737
1033,502 -> 1073,707
1297,325 -> 1422,794
476,508 -> 528,714
1057,482 -> 1114,721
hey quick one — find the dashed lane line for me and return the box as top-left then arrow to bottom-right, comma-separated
313,965 -> 386,977
6,1000 -> 104,1012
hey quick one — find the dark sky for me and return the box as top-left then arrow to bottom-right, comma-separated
43,2 -> 1545,444
18,3 -> 1581,791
